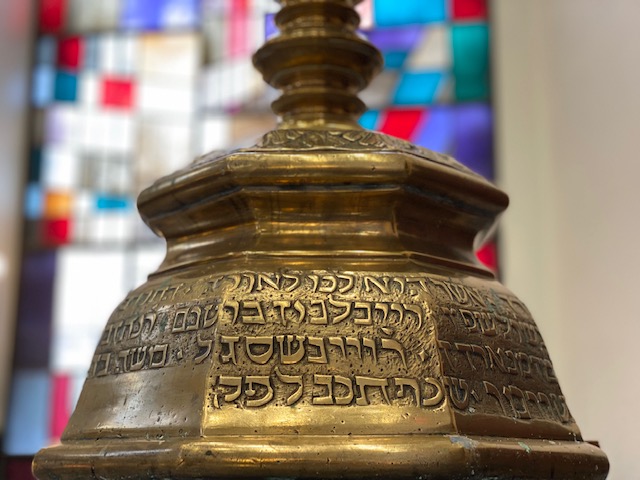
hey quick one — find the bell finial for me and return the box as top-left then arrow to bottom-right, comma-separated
253,0 -> 383,128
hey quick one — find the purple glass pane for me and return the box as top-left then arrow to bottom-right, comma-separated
413,106 -> 453,153
14,252 -> 56,368
265,13 -> 277,39
366,25 -> 423,52
453,103 -> 493,179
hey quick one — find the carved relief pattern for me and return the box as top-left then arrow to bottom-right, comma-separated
239,129 -> 479,176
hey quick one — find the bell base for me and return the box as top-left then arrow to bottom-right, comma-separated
34,434 -> 608,479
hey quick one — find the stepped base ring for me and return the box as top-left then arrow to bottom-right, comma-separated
34,434 -> 608,479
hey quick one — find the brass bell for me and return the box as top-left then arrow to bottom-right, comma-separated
34,0 -> 609,478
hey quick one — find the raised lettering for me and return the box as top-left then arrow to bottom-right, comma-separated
328,297 -> 352,324
149,344 -> 168,368
333,375 -> 354,405
308,300 -> 328,325
241,301 -> 265,324
337,274 -> 355,293
195,332 -> 213,364
422,377 -> 444,407
443,376 -> 469,410
275,368 -> 303,405
353,302 -> 372,325
394,377 -> 420,405
276,335 -> 305,364
218,376 -> 242,403
355,376 -> 390,405
328,336 -> 346,357
245,336 -> 274,364
380,338 -> 407,369
364,276 -> 389,294
245,376 -> 274,407
220,335 -> 240,365
307,336 -> 328,364
130,346 -> 147,371
504,385 -> 531,419
312,374 -> 333,405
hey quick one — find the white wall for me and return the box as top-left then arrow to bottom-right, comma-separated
493,1 -> 640,478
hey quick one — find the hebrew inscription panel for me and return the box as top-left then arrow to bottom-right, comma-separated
89,271 -> 443,410
87,270 -> 574,427
429,278 -> 574,425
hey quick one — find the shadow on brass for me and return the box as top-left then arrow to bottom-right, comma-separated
33,0 -> 609,478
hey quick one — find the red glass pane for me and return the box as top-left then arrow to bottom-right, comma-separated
39,0 -> 66,33
379,108 -> 424,140
101,77 -> 135,109
452,0 -> 487,20
43,218 -> 71,245
57,37 -> 83,70
50,374 -> 71,441
229,0 -> 250,57
477,241 -> 497,272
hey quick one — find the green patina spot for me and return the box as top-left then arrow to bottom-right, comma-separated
518,441 -> 532,454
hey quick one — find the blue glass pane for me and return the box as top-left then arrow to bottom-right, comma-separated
53,71 -> 78,102
120,0 -> 161,29
25,184 -> 44,219
33,65 -> 55,106
393,71 -> 444,105
96,195 -> 132,210
3,370 -> 51,455
359,110 -> 379,130
374,0 -> 446,27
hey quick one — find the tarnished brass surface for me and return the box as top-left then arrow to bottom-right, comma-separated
33,0 -> 609,478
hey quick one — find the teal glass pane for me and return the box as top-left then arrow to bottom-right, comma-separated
393,71 -> 444,105
53,71 -> 78,102
374,0 -> 446,27
452,24 -> 489,101
29,148 -> 43,183
383,51 -> 408,69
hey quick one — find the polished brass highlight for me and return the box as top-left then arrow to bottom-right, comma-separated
34,0 -> 609,478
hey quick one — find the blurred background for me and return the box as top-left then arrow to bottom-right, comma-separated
0,0 -> 637,478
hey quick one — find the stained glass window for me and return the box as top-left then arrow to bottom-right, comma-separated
3,0 -> 496,462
